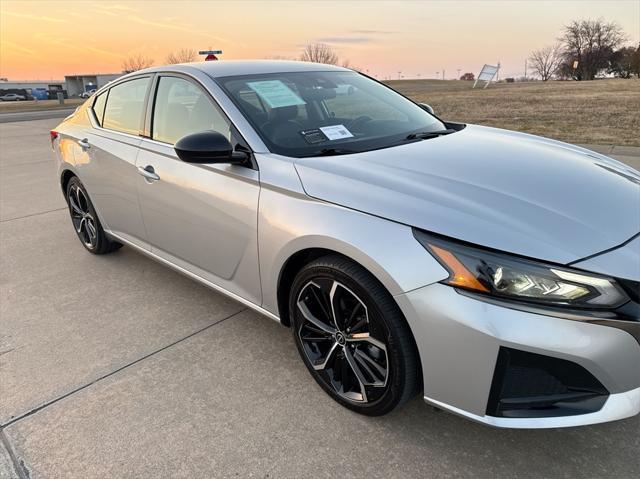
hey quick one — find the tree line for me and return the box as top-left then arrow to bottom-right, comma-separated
529,18 -> 640,81
120,43 -> 355,74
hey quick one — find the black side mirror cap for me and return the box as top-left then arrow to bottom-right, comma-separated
418,103 -> 435,115
174,130 -> 248,165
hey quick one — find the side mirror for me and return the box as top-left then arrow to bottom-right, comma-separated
174,130 -> 249,165
419,103 -> 435,115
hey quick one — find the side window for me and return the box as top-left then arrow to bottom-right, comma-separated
102,77 -> 150,135
92,91 -> 107,126
152,76 -> 231,145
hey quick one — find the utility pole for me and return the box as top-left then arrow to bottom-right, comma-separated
524,59 -> 527,80
435,71 -> 439,79
457,68 -> 461,79
398,71 -> 401,79
442,69 -> 445,80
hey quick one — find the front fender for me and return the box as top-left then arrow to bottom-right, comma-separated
258,185 -> 449,317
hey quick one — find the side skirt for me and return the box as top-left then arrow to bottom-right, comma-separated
108,232 -> 282,324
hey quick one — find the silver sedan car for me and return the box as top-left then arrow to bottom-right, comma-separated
51,61 -> 640,428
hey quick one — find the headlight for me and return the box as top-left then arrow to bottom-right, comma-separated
414,230 -> 629,309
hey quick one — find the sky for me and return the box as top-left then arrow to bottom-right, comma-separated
1,0 -> 639,81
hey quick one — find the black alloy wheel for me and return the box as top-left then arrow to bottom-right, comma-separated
290,255 -> 420,416
65,176 -> 121,254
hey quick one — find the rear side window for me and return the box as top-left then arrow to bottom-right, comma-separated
152,76 -> 231,145
103,77 -> 150,135
92,92 -> 107,125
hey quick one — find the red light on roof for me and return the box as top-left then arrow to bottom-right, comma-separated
199,50 -> 222,61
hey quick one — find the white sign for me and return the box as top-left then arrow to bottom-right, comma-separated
247,80 -> 306,109
319,125 -> 354,141
473,64 -> 500,89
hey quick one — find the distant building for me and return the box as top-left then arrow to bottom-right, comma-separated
0,80 -> 65,91
0,73 -> 123,98
64,74 -> 122,96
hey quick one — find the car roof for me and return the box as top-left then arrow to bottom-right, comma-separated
142,60 -> 350,78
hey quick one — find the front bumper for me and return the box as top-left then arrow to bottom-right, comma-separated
395,282 -> 640,428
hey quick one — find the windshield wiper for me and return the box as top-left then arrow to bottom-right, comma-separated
405,129 -> 457,140
306,148 -> 359,157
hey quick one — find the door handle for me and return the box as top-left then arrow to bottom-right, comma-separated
77,138 -> 90,149
137,165 -> 160,182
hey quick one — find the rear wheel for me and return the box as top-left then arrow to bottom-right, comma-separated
290,255 -> 420,416
65,177 -> 121,254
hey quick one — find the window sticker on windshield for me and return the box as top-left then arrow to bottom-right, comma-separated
246,80 -> 306,109
319,124 -> 354,141
300,129 -> 328,144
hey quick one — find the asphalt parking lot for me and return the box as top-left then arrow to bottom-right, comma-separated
1,117 -> 639,479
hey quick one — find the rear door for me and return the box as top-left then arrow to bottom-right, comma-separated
80,76 -> 152,249
135,74 -> 261,304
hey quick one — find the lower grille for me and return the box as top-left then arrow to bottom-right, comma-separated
486,347 -> 609,418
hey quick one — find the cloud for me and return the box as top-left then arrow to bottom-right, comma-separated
315,37 -> 373,44
102,4 -> 139,12
33,33 -> 125,60
3,11 -> 66,23
1,40 -> 36,55
94,4 -> 139,17
127,16 -> 234,45
351,29 -> 397,35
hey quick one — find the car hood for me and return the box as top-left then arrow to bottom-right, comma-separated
294,125 -> 640,265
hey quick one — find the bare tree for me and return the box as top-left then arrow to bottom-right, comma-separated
122,53 -> 154,73
559,18 -> 627,80
528,44 -> 563,81
340,58 -> 361,71
633,43 -> 640,78
300,43 -> 339,65
165,48 -> 197,64
264,54 -> 295,60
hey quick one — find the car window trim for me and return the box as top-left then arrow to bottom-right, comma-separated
90,89 -> 110,126
98,75 -> 153,137
146,71 -> 257,170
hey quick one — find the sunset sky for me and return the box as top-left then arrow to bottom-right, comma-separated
1,0 -> 639,81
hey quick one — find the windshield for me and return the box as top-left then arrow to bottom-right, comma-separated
217,71 -> 446,157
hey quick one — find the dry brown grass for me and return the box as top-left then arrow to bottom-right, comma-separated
387,78 -> 640,146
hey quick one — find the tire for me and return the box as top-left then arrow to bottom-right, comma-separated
289,255 -> 420,416
65,176 -> 122,254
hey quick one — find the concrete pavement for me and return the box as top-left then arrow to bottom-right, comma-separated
0,109 -> 77,124
1,118 -> 639,478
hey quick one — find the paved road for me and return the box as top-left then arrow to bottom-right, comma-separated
0,108 -> 76,124
1,118 -> 639,479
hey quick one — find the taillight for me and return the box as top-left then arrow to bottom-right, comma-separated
50,130 -> 58,150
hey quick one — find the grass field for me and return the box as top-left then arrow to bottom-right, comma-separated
1,79 -> 637,146
388,78 -> 640,146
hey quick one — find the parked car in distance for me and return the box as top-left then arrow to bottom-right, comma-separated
79,89 -> 97,98
51,60 -> 640,429
0,93 -> 26,101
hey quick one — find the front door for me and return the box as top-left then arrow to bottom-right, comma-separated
135,75 -> 261,304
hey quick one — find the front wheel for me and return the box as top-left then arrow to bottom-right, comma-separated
65,176 -> 121,254
290,255 -> 420,416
